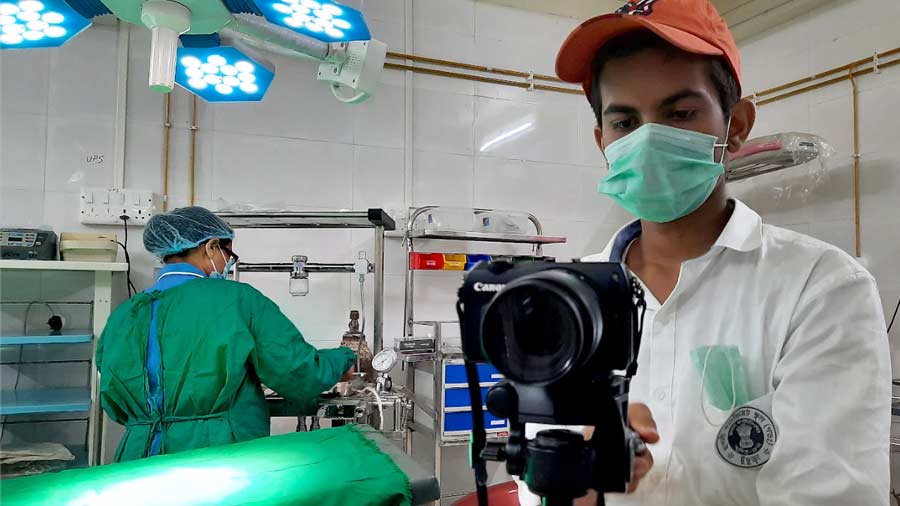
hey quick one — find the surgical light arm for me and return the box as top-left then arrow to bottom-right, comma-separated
222,14 -> 387,104
222,13 -> 329,61
217,14 -> 387,103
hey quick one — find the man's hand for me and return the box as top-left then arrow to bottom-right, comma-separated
580,402 -> 659,500
627,403 -> 659,493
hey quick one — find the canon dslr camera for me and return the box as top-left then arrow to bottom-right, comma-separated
457,259 -> 647,506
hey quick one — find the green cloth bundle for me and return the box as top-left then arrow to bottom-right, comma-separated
1,426 -> 411,506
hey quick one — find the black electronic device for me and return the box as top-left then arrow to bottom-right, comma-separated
0,229 -> 57,260
457,260 -> 647,506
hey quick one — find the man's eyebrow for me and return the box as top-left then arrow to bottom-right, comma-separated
602,90 -> 704,116
659,90 -> 705,108
603,104 -> 639,116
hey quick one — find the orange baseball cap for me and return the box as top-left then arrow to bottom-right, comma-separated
556,0 -> 742,98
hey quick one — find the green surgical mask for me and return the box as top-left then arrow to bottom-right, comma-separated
598,122 -> 730,223
690,345 -> 750,426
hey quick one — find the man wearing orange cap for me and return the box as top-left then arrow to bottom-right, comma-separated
517,1 -> 891,505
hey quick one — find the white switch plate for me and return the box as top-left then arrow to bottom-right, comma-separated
80,188 -> 155,226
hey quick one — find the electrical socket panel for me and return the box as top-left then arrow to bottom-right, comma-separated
80,188 -> 155,226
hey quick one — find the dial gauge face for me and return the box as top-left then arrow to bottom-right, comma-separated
372,348 -> 398,372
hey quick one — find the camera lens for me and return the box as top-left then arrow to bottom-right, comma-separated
481,270 -> 602,384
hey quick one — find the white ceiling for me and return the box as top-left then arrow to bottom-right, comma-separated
475,0 -> 835,41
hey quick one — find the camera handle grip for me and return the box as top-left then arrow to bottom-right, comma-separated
625,428 -> 648,494
630,431 -> 648,456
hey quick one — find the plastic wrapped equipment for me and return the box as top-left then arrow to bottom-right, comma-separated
726,132 -> 834,183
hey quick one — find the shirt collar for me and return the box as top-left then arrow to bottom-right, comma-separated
609,221 -> 642,263
713,199 -> 763,252
156,262 -> 207,280
604,199 -> 764,262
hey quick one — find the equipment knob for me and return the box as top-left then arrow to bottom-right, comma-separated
486,382 -> 517,419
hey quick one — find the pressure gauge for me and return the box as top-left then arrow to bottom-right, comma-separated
372,348 -> 398,373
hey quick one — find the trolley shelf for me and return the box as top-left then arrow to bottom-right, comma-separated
0,263 -> 117,467
402,206 -> 564,498
0,388 -> 91,415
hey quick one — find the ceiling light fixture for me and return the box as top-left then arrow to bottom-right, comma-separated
175,45 -> 274,102
252,0 -> 370,43
0,0 -> 91,49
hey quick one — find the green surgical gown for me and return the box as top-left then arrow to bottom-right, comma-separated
96,278 -> 356,462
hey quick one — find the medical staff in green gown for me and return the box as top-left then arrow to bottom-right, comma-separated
97,206 -> 356,462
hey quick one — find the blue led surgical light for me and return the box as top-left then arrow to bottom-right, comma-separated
0,0 -> 91,49
254,0 -> 370,43
175,46 -> 275,102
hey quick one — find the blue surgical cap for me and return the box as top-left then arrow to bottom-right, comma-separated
144,206 -> 235,257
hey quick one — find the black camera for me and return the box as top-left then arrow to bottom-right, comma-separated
457,260 -> 647,506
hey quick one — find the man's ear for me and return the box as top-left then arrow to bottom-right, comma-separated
594,126 -> 611,165
727,98 -> 756,153
205,239 -> 219,259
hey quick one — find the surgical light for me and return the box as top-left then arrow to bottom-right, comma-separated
175,46 -> 274,102
0,0 -> 91,49
253,0 -> 371,43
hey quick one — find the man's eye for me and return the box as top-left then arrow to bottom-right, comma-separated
670,110 -> 696,121
611,118 -> 637,131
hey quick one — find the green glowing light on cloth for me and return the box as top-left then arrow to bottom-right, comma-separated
66,467 -> 250,506
1,426 -> 411,506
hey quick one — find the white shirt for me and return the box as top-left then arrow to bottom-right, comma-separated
518,199 -> 891,506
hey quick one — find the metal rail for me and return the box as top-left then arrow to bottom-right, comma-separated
217,209 -> 393,353
237,262 -> 360,274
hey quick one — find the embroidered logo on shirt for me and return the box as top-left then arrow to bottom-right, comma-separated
716,406 -> 777,468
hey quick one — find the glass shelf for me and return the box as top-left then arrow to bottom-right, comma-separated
407,230 -> 566,244
0,330 -> 92,346
0,388 -> 91,415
